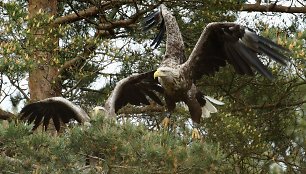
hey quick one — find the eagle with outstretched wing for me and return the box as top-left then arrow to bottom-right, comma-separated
104,4 -> 289,138
19,5 -> 289,135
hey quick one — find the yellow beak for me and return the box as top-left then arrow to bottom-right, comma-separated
154,70 -> 162,79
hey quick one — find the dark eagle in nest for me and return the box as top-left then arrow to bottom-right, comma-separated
19,5 -> 289,135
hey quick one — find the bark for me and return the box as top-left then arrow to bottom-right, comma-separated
28,0 -> 61,101
53,0 -> 156,25
52,2 -> 306,28
241,3 -> 306,13
0,109 -> 15,120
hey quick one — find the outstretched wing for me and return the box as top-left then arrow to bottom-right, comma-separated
143,4 -> 185,64
104,71 -> 164,117
184,22 -> 289,80
20,97 -> 90,131
143,7 -> 165,49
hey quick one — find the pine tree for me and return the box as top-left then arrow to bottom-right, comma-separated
0,0 -> 305,173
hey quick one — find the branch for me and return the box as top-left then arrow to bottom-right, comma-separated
0,109 -> 15,120
117,105 -> 165,115
231,100 -> 306,112
54,6 -> 99,25
2,152 -> 38,169
53,0 -> 147,25
241,3 -> 306,13
7,76 -> 30,101
96,7 -> 156,30
66,1 -> 99,27
55,3 -> 158,76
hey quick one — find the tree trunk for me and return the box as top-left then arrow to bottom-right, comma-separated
28,0 -> 60,101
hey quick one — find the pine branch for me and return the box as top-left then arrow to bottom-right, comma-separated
241,3 -> 306,13
2,152 -> 38,169
231,100 -> 306,112
53,1 -> 158,25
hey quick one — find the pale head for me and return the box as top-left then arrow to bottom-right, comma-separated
153,67 -> 178,79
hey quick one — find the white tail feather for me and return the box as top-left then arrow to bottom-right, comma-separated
202,96 -> 224,118
204,96 -> 225,105
179,96 -> 224,118
202,106 -> 211,118
204,99 -> 218,113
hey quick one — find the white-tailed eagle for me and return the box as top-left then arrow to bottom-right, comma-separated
19,4 -> 289,134
104,4 -> 289,137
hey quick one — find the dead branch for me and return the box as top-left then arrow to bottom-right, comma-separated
53,0 -> 152,25
241,3 -> 306,13
0,108 -> 15,120
118,105 -> 165,115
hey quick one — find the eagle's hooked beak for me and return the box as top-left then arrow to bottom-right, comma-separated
154,70 -> 162,79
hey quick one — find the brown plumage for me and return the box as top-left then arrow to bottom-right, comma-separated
19,5 -> 290,132
20,97 -> 90,131
105,4 -> 289,125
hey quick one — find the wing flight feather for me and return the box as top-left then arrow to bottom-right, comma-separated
184,22 -> 289,80
104,71 -> 164,117
19,97 -> 90,132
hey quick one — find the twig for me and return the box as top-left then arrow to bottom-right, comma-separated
2,152 -> 39,169
6,76 -> 30,101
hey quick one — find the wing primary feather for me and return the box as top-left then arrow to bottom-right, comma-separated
144,10 -> 160,24
257,35 -> 290,52
52,115 -> 61,132
258,44 -> 288,65
150,84 -> 164,93
244,30 -> 289,65
225,43 -> 253,75
237,43 -> 274,79
42,114 -> 51,131
142,89 -> 164,106
128,89 -> 150,106
143,10 -> 162,32
20,106 -> 32,120
143,20 -> 158,32
32,115 -> 44,130
27,111 -> 39,124
150,20 -> 166,48
155,21 -> 166,48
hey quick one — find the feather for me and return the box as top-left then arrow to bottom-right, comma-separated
258,44 -> 288,65
52,114 -> 61,132
104,5 -> 290,128
204,96 -> 224,105
19,97 -> 90,132
143,10 -> 162,31
151,21 -> 166,48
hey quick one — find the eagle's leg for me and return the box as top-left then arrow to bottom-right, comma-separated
191,122 -> 201,140
184,89 -> 203,140
161,97 -> 175,130
161,112 -> 171,129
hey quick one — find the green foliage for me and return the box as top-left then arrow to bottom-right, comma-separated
0,0 -> 305,173
0,116 -> 226,173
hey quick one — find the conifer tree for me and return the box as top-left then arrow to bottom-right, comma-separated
0,0 -> 305,173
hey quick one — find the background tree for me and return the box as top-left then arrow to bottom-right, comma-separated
0,0 -> 305,173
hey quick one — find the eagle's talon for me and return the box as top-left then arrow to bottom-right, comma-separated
191,128 -> 201,140
161,117 -> 171,129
